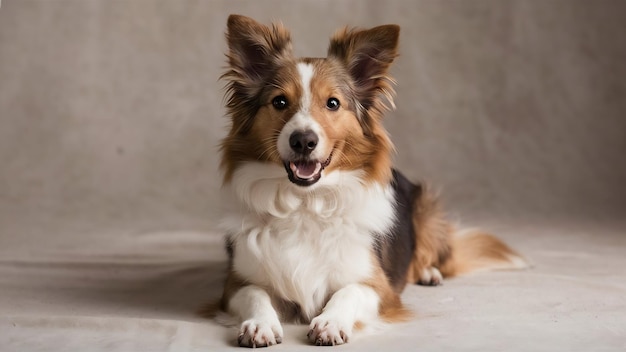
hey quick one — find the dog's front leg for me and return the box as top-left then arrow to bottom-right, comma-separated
228,285 -> 283,348
307,283 -> 379,346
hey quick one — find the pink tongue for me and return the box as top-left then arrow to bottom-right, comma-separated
291,161 -> 320,179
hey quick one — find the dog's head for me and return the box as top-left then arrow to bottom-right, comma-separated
220,15 -> 399,188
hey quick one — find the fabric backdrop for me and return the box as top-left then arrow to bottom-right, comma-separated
1,1 -> 625,351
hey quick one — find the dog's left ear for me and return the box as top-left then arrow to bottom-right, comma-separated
328,25 -> 399,126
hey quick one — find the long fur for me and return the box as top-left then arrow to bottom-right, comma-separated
220,165 -> 396,321
213,15 -> 528,348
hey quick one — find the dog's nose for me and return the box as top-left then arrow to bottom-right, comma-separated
289,130 -> 318,155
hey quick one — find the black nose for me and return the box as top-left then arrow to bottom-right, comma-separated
289,130 -> 318,155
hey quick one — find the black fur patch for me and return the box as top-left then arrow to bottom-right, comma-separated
375,169 -> 421,293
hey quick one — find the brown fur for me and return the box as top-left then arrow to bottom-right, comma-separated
220,16 -> 398,186
406,186 -> 453,283
443,231 -> 527,276
215,15 -> 527,342
362,255 -> 413,323
220,15 -> 295,182
406,186 -> 527,284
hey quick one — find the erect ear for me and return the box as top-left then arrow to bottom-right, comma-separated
223,15 -> 293,134
225,14 -> 293,83
328,25 -> 399,122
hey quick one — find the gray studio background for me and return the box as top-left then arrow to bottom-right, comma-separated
2,1 -> 624,231
1,1 -> 625,351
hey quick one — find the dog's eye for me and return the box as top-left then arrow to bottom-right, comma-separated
326,97 -> 340,111
272,95 -> 288,110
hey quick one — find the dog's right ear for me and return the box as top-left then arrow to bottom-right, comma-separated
225,15 -> 293,83
222,15 -> 293,135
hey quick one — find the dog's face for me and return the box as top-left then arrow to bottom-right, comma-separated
221,15 -> 399,187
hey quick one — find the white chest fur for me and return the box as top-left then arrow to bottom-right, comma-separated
219,163 -> 396,319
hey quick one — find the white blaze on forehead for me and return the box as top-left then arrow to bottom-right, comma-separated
276,62 -> 327,161
297,62 -> 314,112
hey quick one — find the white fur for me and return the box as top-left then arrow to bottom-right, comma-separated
220,64 -> 395,343
276,63 -> 328,162
219,162 -> 396,321
419,267 -> 443,285
297,62 -> 314,112
229,286 -> 283,347
308,284 -> 380,345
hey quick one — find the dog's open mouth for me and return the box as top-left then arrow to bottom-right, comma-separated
284,153 -> 332,187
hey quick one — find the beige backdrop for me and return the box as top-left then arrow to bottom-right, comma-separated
1,1 -> 625,351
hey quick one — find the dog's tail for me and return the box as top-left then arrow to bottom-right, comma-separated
408,184 -> 529,285
440,228 -> 529,277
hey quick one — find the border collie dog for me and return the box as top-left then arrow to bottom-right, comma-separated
215,14 -> 527,347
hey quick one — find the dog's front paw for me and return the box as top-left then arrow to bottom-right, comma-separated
417,266 -> 443,286
237,319 -> 283,348
307,316 -> 351,346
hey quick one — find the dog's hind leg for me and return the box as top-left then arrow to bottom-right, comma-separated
406,185 -> 528,286
405,185 -> 453,286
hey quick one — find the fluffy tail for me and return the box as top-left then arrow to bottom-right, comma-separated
440,229 -> 529,277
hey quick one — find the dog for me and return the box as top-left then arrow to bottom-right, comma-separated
214,14 -> 527,347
